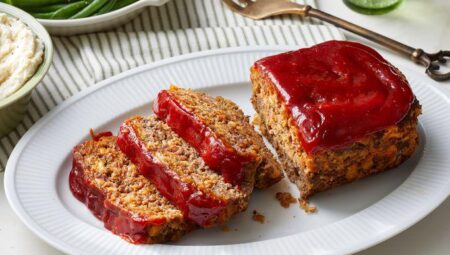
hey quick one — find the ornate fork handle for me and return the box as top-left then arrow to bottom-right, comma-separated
305,7 -> 450,81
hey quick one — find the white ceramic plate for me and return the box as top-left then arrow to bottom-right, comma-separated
4,47 -> 450,255
38,0 -> 169,35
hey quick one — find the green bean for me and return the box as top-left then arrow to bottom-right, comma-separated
111,0 -> 137,11
52,1 -> 90,19
30,11 -> 56,19
1,0 -> 138,19
22,3 -> 67,12
70,0 -> 108,19
2,0 -> 77,8
95,0 -> 117,15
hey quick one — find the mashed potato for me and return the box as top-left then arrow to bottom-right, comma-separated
0,13 -> 44,100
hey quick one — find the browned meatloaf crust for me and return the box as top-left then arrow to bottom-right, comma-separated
251,67 -> 421,200
117,116 -> 252,228
69,135 -> 194,244
154,86 -> 283,189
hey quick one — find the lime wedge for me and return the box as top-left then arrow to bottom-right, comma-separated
344,0 -> 403,15
346,0 -> 401,9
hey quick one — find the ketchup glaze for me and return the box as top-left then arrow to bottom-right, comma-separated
154,90 -> 252,187
254,40 -> 414,154
117,121 -> 228,228
69,135 -> 161,244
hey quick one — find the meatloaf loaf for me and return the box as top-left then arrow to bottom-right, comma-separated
70,134 -> 194,244
154,86 -> 283,189
250,40 -> 421,200
117,116 -> 252,228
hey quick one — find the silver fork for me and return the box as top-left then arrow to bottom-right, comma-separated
223,0 -> 450,82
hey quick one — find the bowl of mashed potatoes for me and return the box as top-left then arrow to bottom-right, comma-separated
0,3 -> 53,137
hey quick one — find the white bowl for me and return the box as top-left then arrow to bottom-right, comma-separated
0,3 -> 53,137
38,0 -> 169,35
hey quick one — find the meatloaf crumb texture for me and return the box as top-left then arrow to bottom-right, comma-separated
275,192 -> 297,208
70,135 -> 193,244
155,86 -> 283,189
117,116 -> 251,227
251,66 -> 421,199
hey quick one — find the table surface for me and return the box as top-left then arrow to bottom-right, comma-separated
1,0 -> 449,254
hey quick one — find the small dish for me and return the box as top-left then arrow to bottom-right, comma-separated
37,0 -> 170,35
0,3 -> 53,138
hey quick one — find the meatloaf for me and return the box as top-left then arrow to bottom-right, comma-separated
153,86 -> 283,189
250,40 -> 421,200
70,134 -> 194,244
117,116 -> 252,228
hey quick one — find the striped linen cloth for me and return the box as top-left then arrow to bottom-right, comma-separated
0,0 -> 344,171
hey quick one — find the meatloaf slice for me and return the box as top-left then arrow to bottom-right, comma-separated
117,116 -> 252,228
250,41 -> 421,200
70,134 -> 194,244
153,85 -> 283,189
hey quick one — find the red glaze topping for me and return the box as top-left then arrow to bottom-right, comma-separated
154,90 -> 251,187
70,149 -> 162,244
254,40 -> 414,154
117,122 -> 227,228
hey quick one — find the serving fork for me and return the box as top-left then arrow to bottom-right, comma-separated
223,0 -> 450,82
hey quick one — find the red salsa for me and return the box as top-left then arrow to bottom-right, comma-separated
254,40 -> 414,154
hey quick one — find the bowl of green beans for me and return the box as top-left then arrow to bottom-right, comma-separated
0,0 -> 169,35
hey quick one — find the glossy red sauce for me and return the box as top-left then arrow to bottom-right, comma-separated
254,40 -> 414,154
117,122 -> 227,227
69,139 -> 165,244
154,90 -> 251,187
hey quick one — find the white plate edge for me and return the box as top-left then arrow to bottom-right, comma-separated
4,46 -> 450,255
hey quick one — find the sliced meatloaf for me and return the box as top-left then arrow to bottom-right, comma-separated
250,41 -> 421,200
117,116 -> 252,228
153,85 -> 283,189
70,134 -> 194,244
